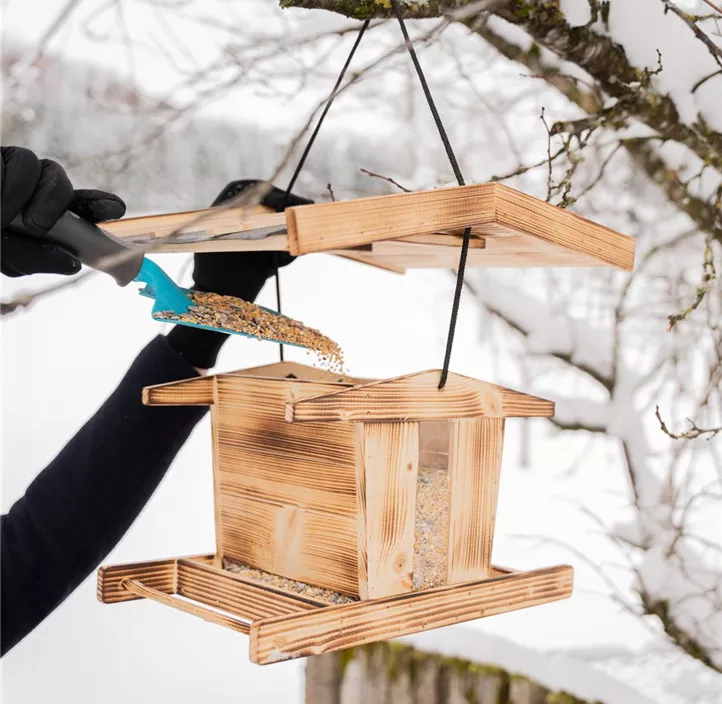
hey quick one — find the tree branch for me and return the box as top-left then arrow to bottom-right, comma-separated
281,0 -> 722,172
656,405 -> 722,441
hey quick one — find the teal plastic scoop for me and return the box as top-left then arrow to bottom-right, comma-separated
9,211 -> 306,348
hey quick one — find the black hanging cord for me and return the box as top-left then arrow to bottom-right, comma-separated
283,19 -> 370,206
273,253 -> 285,361
273,19 -> 370,362
388,0 -> 472,390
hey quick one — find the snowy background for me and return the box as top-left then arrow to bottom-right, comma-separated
2,1 -> 721,702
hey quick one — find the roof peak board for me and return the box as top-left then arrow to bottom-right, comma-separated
285,370 -> 554,423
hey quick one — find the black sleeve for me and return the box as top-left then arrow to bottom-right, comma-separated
0,335 -> 208,655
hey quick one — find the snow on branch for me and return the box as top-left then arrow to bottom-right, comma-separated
462,276 -> 615,390
281,0 -> 722,175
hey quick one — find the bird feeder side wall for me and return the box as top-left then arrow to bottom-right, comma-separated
355,421 -> 420,600
446,417 -> 505,584
211,375 -> 360,596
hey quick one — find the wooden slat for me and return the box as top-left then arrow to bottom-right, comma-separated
214,377 -> 357,517
286,371 -> 554,423
495,184 -> 635,271
219,492 -> 359,596
447,418 -> 505,583
148,234 -> 288,254
176,560 -> 317,619
371,241 -> 487,257
333,251 -> 406,274
359,422 -> 419,599
249,565 -> 574,664
361,233 -> 604,269
103,206 -> 286,243
355,250 -> 600,269
143,377 -> 215,406
354,423 -> 369,600
98,558 -> 178,604
210,401 -> 225,565
286,184 -> 496,255
393,234 -> 487,248
121,578 -> 251,634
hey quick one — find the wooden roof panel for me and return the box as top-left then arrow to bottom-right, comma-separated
104,183 -> 635,271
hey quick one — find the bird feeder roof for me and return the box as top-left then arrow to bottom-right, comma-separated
143,366 -> 553,422
104,183 -> 636,273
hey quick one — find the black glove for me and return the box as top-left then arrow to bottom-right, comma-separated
166,180 -> 313,369
1,146 -> 126,277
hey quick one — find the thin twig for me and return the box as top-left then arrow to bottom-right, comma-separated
656,406 -> 721,440
326,183 -> 336,201
661,0 -> 722,67
540,106 -> 554,202
359,168 -> 411,192
667,235 -> 718,330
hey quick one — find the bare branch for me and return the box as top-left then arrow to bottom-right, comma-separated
656,405 -> 722,441
660,0 -> 722,68
359,168 -> 411,192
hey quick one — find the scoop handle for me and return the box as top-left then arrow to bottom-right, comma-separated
9,211 -> 143,286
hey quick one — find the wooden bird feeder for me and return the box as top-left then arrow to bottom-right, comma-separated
99,362 -> 574,664
99,185 -> 632,662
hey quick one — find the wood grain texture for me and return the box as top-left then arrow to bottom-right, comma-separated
214,377 -> 357,517
286,371 -> 554,423
495,184 -> 635,271
286,184 -> 496,255
149,234 -> 288,254
353,250 -> 600,270
103,206 -> 287,247
220,492 -> 359,595
121,577 -> 252,634
176,559 -> 318,618
210,401 -> 225,564
447,418 -> 505,583
354,423 -> 369,600
143,377 -> 215,406
286,183 -> 634,271
359,422 -> 419,599
392,234 -> 487,248
362,232 -> 604,269
98,557 -> 178,604
249,565 -> 574,664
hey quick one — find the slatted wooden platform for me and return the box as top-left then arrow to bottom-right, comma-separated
103,183 -> 635,272
98,554 -> 573,664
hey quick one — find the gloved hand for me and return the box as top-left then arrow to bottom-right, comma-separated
1,146 -> 126,277
166,180 -> 313,370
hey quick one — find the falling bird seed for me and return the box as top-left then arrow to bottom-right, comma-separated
154,290 -> 344,371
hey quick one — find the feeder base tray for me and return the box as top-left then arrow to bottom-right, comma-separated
98,554 -> 573,665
